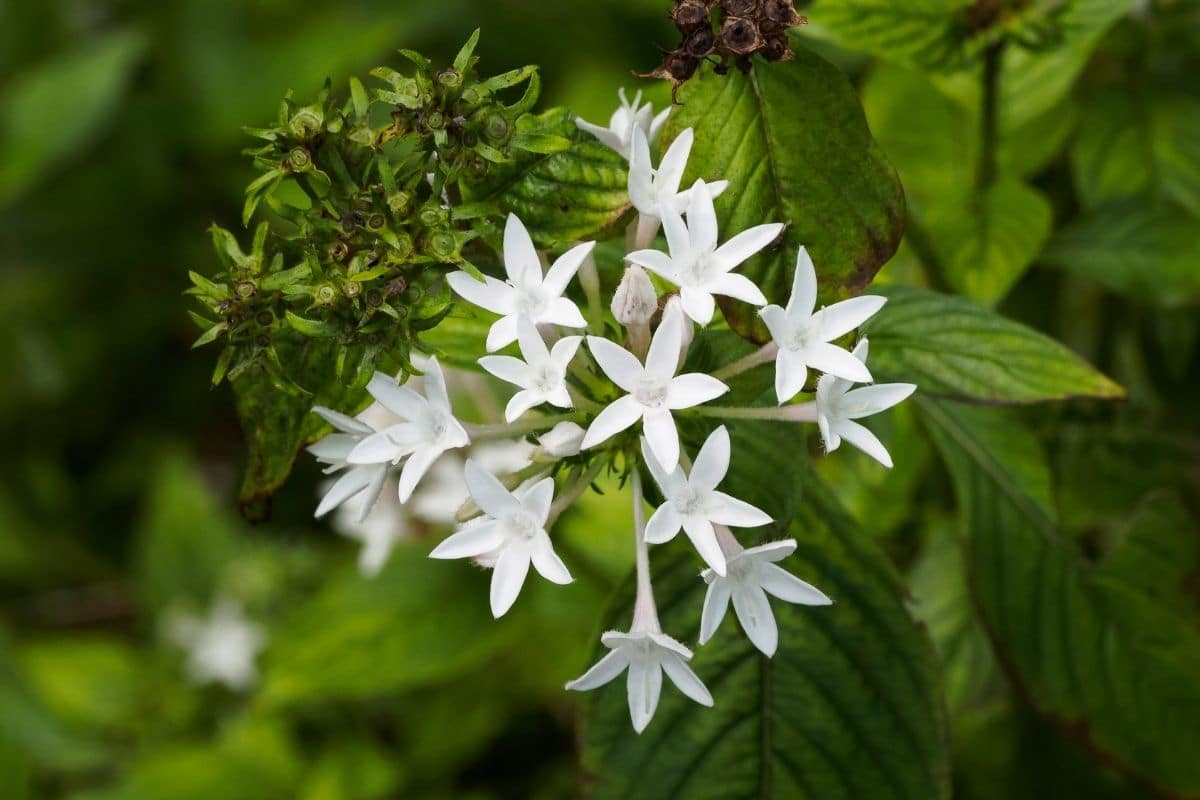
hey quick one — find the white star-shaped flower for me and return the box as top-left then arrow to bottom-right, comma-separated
308,406 -> 390,521
628,178 -> 782,326
429,460 -> 572,617
575,88 -> 670,160
329,474 -> 409,577
699,538 -> 832,657
760,247 -> 886,403
641,426 -> 772,577
346,358 -> 470,502
565,628 -> 713,733
478,319 -> 582,422
168,599 -> 264,691
816,338 -> 916,468
447,214 -> 592,352
409,441 -> 534,525
582,303 -> 728,471
628,127 -> 728,250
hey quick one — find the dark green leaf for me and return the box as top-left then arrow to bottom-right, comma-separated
864,285 -> 1123,402
664,46 -> 905,342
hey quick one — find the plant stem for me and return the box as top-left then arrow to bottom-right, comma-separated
713,343 -> 778,381
976,40 -> 1005,194
547,460 -> 606,524
629,468 -> 661,633
466,411 -> 583,441
688,403 -> 818,422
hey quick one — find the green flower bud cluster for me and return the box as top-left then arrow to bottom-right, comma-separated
187,30 -> 571,392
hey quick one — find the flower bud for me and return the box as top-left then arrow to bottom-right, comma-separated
611,265 -> 657,326
537,421 -> 586,459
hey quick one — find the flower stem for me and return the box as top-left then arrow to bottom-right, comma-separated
466,412 -> 583,441
976,40 -> 1005,194
713,343 -> 778,381
578,250 -> 606,336
547,459 -> 606,525
629,468 -> 660,633
689,402 -> 818,422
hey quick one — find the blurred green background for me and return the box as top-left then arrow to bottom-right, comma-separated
2,0 -> 1198,798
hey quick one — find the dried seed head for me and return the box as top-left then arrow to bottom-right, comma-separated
666,50 -> 700,81
763,34 -> 793,62
672,0 -> 711,30
764,0 -> 800,25
721,16 -> 763,55
684,27 -> 717,57
721,0 -> 759,17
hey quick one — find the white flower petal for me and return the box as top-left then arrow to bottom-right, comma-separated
486,314 -> 520,352
689,425 -> 730,493
490,545 -> 531,617
530,531 -> 573,585
645,503 -> 682,544
699,579 -> 732,645
541,296 -> 588,329
581,394 -> 644,450
678,285 -> 716,326
429,520 -> 504,559
835,419 -> 893,467
521,476 -> 556,523
788,247 -> 818,317
347,427 -> 410,464
817,295 -> 887,341
666,373 -> 728,409
660,654 -> 714,707
645,302 -> 683,380
628,128 -> 654,211
315,467 -> 373,518
516,317 -> 551,364
355,465 -> 390,523
774,348 -> 809,405
627,248 -> 677,281
478,355 -> 531,388
661,204 -> 691,260
307,433 -> 358,463
806,342 -> 874,384
841,383 -> 918,418
708,492 -> 773,529
627,659 -> 663,733
465,459 -> 520,518
312,406 -> 373,435
587,337 -> 644,392
759,562 -> 832,605
398,446 -> 442,502
686,179 -> 719,253
574,118 -> 624,153
742,539 -> 797,562
642,408 -> 680,473
447,271 -> 513,315
709,272 -> 768,307
503,214 -> 541,286
759,304 -> 790,344
682,515 -> 726,576
565,649 -> 628,691
550,335 -> 584,369
713,223 -> 784,270
504,389 -> 542,422
366,374 -> 428,421
656,128 -> 693,197
544,240 -> 595,297
732,585 -> 779,656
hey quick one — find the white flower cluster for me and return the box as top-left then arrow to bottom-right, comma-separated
307,90 -> 916,733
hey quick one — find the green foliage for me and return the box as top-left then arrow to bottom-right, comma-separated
864,285 -> 1123,403
922,400 -> 1200,796
664,43 -> 906,342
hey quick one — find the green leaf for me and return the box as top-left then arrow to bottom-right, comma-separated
922,176 -> 1052,304
1070,88 -> 1200,217
863,285 -> 1123,402
1041,197 -> 1200,306
580,467 -> 949,800
664,46 -> 905,342
260,545 -> 513,709
921,399 -> 1200,797
808,0 -> 969,70
284,311 -> 337,338
460,108 -> 631,250
0,28 -> 148,205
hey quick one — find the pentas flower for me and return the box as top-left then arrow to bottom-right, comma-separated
700,533 -> 832,657
574,88 -> 670,160
346,359 -> 470,502
430,460 -> 572,617
628,127 -> 728,250
308,406 -> 390,521
168,600 -> 264,691
582,303 -> 728,471
565,627 -> 713,733
815,338 -> 916,468
641,427 -> 772,577
447,214 -> 593,352
330,474 -> 409,577
628,178 -> 783,326
760,247 -> 886,403
409,441 -> 534,524
536,421 -> 586,459
479,319 -> 582,422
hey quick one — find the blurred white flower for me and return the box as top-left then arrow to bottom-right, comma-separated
700,536 -> 831,656
330,474 -> 409,577
479,319 -> 582,422
759,247 -> 885,403
409,441 -> 534,524
430,460 -> 572,617
447,214 -> 593,352
575,88 -> 669,160
582,303 -> 727,471
168,599 -> 264,691
641,426 -> 771,577
815,338 -> 916,468
346,359 -> 470,502
536,421 -> 586,459
565,628 -> 712,733
627,128 -> 728,250
628,178 -> 782,326
308,406 -> 389,521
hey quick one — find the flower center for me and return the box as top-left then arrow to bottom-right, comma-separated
517,286 -> 548,319
785,321 -> 813,353
532,364 -> 560,395
505,510 -> 538,541
673,486 -> 706,516
633,377 -> 669,408
680,252 -> 715,286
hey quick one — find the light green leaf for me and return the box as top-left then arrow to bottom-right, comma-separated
921,399 -> 1200,797
461,107 -> 630,250
665,46 -> 905,342
807,0 -> 969,70
1041,197 -> 1200,306
581,467 -> 950,800
863,285 -> 1123,402
0,28 -> 147,205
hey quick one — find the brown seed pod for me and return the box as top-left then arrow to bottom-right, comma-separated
721,16 -> 764,55
672,0 -> 711,31
721,0 -> 760,17
762,34 -> 793,62
684,27 -> 717,58
763,0 -> 800,26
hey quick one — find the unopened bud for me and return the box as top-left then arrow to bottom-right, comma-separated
537,422 -> 586,459
611,265 -> 657,326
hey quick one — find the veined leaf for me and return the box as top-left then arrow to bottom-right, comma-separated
921,399 -> 1200,797
864,285 -> 1123,403
664,45 -> 905,342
